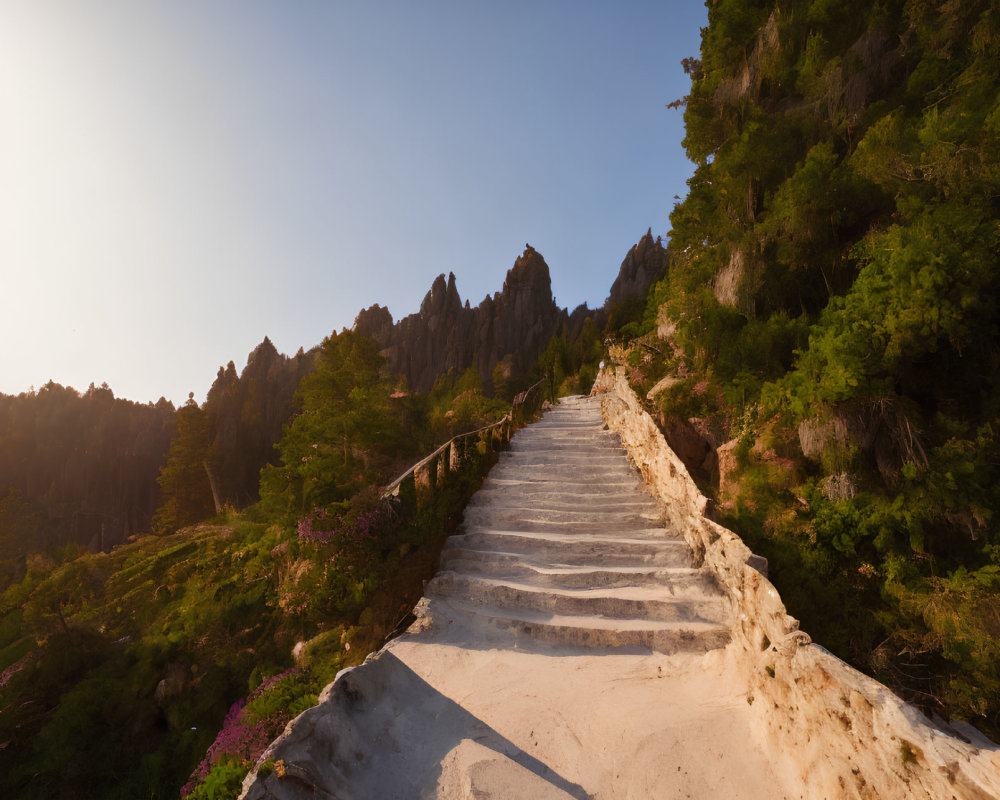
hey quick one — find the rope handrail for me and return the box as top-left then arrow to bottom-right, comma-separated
381,378 -> 545,499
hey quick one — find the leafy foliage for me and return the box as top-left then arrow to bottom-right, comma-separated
152,398 -> 216,535
259,329 -> 421,521
535,318 -> 604,400
0,317 -> 526,799
619,0 -> 1000,735
0,521 -> 290,799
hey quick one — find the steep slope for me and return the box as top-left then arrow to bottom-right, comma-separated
628,0 -> 1000,735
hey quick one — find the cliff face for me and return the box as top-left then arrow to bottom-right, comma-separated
355,245 -> 565,394
204,338 -> 316,507
606,228 -> 669,310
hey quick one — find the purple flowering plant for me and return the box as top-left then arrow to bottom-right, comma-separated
295,488 -> 400,571
180,668 -> 299,798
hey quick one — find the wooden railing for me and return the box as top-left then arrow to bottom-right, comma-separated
381,379 -> 545,505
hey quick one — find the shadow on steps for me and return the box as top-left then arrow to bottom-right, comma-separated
242,650 -> 590,800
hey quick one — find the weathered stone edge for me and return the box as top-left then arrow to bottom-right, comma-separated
593,366 -> 1000,800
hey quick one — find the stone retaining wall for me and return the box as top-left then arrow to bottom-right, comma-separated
593,366 -> 1000,800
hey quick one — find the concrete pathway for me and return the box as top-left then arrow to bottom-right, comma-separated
243,397 -> 798,800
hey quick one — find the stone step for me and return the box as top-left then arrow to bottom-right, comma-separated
511,445 -> 618,453
462,503 -> 660,523
477,487 -> 652,505
463,506 -> 661,522
514,431 -> 616,440
428,572 -> 729,624
477,482 -> 650,498
506,452 -> 628,463
492,456 -> 635,469
515,424 -> 609,431
438,552 -> 718,591
465,493 -> 660,512
506,434 -> 622,450
472,481 -> 649,497
502,450 -> 631,462
422,596 -> 732,655
460,516 -> 667,537
527,417 -> 603,424
484,477 -> 643,492
495,451 -> 631,464
488,465 -> 639,482
455,525 -> 682,542
445,531 -> 694,566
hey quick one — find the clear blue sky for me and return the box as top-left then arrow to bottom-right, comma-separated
0,1 -> 707,405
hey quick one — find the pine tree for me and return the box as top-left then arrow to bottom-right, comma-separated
151,395 -> 215,535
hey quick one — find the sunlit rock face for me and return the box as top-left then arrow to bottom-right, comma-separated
605,228 -> 668,311
355,245 -> 564,394
354,234 -> 667,395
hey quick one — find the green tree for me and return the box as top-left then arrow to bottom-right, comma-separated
152,396 -> 215,535
0,489 -> 39,558
260,330 -> 406,519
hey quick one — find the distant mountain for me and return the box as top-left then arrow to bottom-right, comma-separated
0,235 -> 665,563
606,229 -> 669,311
354,237 -> 668,394
354,244 -> 562,394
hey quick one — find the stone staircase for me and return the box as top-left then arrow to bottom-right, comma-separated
421,395 -> 731,655
241,392 -> 1000,800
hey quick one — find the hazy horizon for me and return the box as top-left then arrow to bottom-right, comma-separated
1,1 -> 706,405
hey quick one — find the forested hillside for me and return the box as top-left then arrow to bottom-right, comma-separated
0,343 -> 313,575
0,242 -> 621,799
0,325 -> 519,799
620,0 -> 1000,735
0,384 -> 175,566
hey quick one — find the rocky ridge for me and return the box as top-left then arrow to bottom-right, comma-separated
605,228 -> 669,312
355,235 -> 669,394
354,245 -> 563,394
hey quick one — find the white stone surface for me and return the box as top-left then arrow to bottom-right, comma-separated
240,396 -> 799,799
595,367 -> 1000,800
240,389 -> 999,800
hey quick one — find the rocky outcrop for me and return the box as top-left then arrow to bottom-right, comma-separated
798,415 -> 851,459
605,229 -> 669,311
354,234 -> 668,395
563,301 -> 606,343
658,415 -> 717,484
593,367 -> 1000,800
355,246 -> 564,394
204,338 -> 316,508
